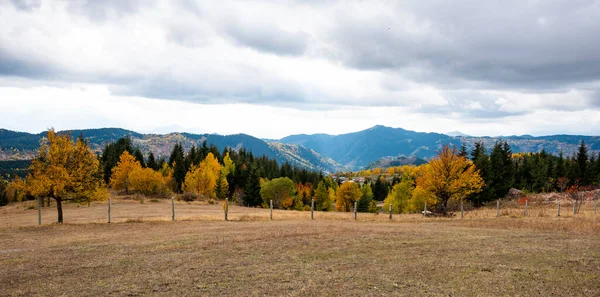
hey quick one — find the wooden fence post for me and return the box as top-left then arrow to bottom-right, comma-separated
354,201 -> 357,221
573,199 -> 576,215
460,200 -> 464,219
108,197 -> 111,223
389,204 -> 392,220
37,197 -> 42,226
171,197 -> 175,221
595,198 -> 597,214
270,199 -> 273,220
524,200 -> 528,217
311,199 -> 314,220
496,199 -> 500,217
557,201 -> 560,217
225,198 -> 229,221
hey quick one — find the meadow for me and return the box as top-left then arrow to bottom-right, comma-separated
1,198 -> 599,296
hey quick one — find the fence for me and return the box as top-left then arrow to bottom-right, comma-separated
25,195 -> 598,226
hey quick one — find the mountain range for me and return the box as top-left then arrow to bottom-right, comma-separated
1,126 -> 600,173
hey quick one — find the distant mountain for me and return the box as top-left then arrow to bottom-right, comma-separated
278,125 -> 461,169
445,131 -> 470,137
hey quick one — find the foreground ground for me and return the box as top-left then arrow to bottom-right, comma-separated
1,200 -> 600,296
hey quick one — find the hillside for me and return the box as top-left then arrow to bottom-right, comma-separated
2,126 -> 600,172
0,129 -> 342,173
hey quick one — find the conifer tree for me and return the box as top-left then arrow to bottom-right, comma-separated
243,167 -> 262,207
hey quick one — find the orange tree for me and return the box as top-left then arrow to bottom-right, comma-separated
25,129 -> 107,223
417,145 -> 484,215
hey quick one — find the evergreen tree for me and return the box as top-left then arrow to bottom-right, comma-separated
147,152 -> 158,171
169,143 -> 186,193
357,183 -> 374,212
243,167 -> 262,207
372,176 -> 389,201
488,141 -> 514,199
458,143 -> 468,158
576,140 -> 588,184
133,148 -> 146,168
469,142 -> 492,205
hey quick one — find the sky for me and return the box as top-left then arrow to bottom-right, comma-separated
1,0 -> 600,139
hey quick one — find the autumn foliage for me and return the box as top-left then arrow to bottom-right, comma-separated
417,145 -> 484,214
22,129 -> 107,223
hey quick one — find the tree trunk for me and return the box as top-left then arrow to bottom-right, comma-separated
56,198 -> 63,223
442,198 -> 449,215
46,197 -> 51,207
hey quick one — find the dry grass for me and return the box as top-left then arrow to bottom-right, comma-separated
1,198 -> 600,296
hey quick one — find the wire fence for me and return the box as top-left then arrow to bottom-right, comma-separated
14,196 -> 598,227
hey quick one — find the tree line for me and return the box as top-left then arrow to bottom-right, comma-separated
1,129 -> 598,221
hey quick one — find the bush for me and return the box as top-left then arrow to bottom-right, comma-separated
181,192 -> 197,202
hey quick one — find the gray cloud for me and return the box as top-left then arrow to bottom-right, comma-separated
1,0 -> 600,119
327,1 -> 600,90
222,20 -> 309,56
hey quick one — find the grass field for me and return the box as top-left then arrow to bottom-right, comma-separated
1,199 -> 600,296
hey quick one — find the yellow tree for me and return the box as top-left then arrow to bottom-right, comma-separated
336,182 -> 361,212
183,152 -> 221,198
25,129 -> 107,223
417,145 -> 484,214
129,167 -> 166,196
109,151 -> 141,194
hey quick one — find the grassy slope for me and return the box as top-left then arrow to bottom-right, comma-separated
1,201 -> 599,296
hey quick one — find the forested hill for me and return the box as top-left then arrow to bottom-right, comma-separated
0,128 -> 345,173
2,126 -> 600,172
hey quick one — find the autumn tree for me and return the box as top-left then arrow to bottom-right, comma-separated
384,179 -> 413,214
336,182 -> 361,212
183,152 -> 221,199
313,181 -> 332,211
260,177 -> 296,209
24,129 -> 107,223
129,167 -> 167,196
110,151 -> 140,194
417,145 -> 484,215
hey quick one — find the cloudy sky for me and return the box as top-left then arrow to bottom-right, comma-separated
1,0 -> 600,138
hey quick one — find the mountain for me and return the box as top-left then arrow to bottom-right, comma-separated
2,126 -> 600,173
279,125 -> 461,169
0,128 -> 342,173
445,131 -> 470,137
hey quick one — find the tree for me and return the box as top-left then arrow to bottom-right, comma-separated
243,167 -> 262,206
417,145 -> 484,214
576,140 -> 588,184
313,181 -> 331,211
110,151 -> 141,194
372,176 -> 389,201
214,169 -> 229,199
336,182 -> 361,212
384,179 -> 413,213
458,143 -> 468,158
129,167 -> 167,196
183,152 -> 221,198
169,143 -> 186,192
469,141 -> 492,205
357,183 -> 374,212
25,129 -> 107,223
133,148 -> 146,168
260,177 -> 296,209
147,152 -> 158,171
